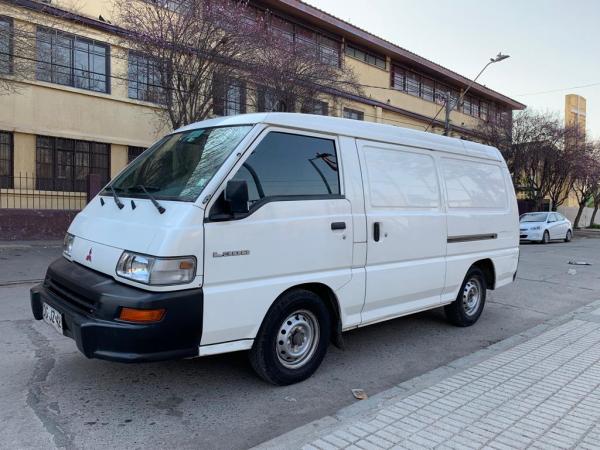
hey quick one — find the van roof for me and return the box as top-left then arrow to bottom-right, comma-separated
175,113 -> 503,162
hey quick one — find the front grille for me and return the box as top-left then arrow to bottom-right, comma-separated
520,234 -> 528,239
45,276 -> 96,314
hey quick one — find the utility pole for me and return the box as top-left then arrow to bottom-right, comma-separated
443,53 -> 510,136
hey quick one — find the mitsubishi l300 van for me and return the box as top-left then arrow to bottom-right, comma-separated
31,113 -> 519,385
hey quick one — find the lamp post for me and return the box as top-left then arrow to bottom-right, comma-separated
443,52 -> 510,136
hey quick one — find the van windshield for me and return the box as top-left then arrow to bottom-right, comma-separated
104,125 -> 253,202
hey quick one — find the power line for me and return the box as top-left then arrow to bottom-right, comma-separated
517,81 -> 600,97
0,50 -> 434,131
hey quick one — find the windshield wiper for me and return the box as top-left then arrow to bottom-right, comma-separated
108,186 -> 124,209
134,185 -> 166,214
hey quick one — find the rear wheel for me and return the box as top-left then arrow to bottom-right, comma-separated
249,289 -> 330,385
565,230 -> 572,242
541,230 -> 550,244
445,267 -> 487,327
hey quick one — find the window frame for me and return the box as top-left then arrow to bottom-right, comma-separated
127,146 -> 146,164
0,16 -> 13,75
35,135 -> 111,192
128,51 -> 166,104
345,42 -> 386,69
36,26 -> 110,94
343,107 -> 364,121
0,130 -> 13,188
207,127 -> 345,221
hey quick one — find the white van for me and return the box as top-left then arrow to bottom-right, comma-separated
31,113 -> 519,385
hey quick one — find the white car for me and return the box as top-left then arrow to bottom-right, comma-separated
520,212 -> 572,244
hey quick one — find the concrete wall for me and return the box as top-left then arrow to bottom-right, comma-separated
558,206 -> 600,228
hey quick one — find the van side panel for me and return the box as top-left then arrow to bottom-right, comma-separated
441,157 -> 519,302
357,140 -> 447,324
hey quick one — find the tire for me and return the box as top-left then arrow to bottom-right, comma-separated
564,229 -> 572,242
541,230 -> 550,244
249,289 -> 331,385
445,267 -> 487,327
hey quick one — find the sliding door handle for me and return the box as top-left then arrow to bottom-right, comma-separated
373,222 -> 381,242
331,221 -> 346,230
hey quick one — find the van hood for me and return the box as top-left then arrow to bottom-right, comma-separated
67,195 -> 205,290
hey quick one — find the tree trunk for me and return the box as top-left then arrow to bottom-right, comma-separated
573,204 -> 586,229
590,205 -> 599,228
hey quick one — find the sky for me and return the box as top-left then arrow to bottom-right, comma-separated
306,0 -> 600,137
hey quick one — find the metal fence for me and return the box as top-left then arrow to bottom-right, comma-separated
0,173 -> 88,210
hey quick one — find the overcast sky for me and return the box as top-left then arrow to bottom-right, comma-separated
306,0 -> 600,137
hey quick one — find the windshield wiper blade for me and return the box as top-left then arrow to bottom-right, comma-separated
136,185 -> 166,214
108,186 -> 124,209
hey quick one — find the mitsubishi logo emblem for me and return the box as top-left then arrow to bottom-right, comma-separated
86,248 -> 93,262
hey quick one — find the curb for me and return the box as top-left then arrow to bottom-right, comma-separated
255,299 -> 600,449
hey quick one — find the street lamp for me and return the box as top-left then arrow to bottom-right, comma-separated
443,52 -> 510,136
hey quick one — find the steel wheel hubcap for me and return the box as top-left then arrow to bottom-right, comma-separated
462,278 -> 481,316
276,310 -> 319,369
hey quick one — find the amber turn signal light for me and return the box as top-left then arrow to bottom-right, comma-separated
119,307 -> 165,323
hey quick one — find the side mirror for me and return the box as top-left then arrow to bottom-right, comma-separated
225,180 -> 249,215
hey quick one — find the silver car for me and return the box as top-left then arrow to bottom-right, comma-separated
519,212 -> 573,244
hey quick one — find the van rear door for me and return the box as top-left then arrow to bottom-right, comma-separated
356,140 -> 446,324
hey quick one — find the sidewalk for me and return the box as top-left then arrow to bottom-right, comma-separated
258,301 -> 600,450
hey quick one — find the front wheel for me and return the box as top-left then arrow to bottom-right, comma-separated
445,267 -> 487,327
249,289 -> 330,385
565,230 -> 572,242
541,230 -> 550,244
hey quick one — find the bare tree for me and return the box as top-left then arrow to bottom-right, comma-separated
0,0 -> 93,95
115,0 -> 265,129
572,142 -> 600,229
589,186 -> 600,228
114,0 -> 362,129
478,110 -> 578,210
243,10 -> 362,113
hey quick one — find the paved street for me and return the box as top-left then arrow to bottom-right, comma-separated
259,302 -> 600,450
1,235 -> 600,449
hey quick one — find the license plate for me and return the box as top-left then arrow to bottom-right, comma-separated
43,303 -> 64,335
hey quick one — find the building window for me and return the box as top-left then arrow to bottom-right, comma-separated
257,87 -> 289,112
128,52 -> 165,104
301,100 -> 329,116
36,136 -> 110,192
343,108 -> 364,121
269,13 -> 340,67
480,101 -> 489,121
345,44 -> 386,69
0,17 -> 13,75
230,132 -> 340,203
0,131 -> 12,188
128,146 -> 146,164
36,27 -> 109,93
421,77 -> 434,102
213,77 -> 246,116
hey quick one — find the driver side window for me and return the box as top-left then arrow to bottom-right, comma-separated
230,131 -> 340,207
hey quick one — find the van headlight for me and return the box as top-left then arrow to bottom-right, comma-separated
63,233 -> 75,258
116,252 -> 196,285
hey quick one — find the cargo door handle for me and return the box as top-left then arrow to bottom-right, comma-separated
331,222 -> 346,230
373,222 -> 381,242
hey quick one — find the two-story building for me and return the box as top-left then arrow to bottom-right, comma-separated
0,0 -> 525,221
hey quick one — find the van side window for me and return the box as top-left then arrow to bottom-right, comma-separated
443,158 -> 507,209
363,146 -> 439,208
231,132 -> 340,204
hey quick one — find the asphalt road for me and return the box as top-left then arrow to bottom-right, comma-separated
1,234 -> 600,450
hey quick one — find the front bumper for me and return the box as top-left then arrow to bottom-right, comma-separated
520,230 -> 542,241
30,258 -> 203,363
